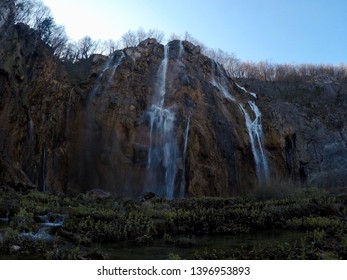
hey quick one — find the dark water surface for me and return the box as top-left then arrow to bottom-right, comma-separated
92,230 -> 305,259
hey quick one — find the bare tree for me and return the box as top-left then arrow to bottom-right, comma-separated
35,16 -> 54,42
50,26 -> 68,57
104,39 -> 121,55
120,28 -> 165,47
58,42 -> 78,62
14,0 -> 35,24
147,28 -> 165,43
169,33 -> 181,41
32,1 -> 51,30
15,0 -> 52,30
14,0 -> 69,58
121,30 -> 137,48
75,36 -> 99,59
136,27 -> 147,44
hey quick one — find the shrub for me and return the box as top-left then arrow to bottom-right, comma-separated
10,208 -> 35,232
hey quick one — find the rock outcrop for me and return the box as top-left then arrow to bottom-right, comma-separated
1,21 -> 346,197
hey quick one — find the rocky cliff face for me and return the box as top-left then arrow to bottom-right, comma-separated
253,79 -> 347,188
1,20 -> 346,197
65,39 -> 257,197
0,18 -> 70,191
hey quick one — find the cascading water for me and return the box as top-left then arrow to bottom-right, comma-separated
180,114 -> 191,198
234,81 -> 257,98
146,45 -> 178,199
19,214 -> 66,241
178,40 -> 184,60
39,143 -> 46,192
211,63 -> 235,102
154,45 -> 169,107
107,51 -> 125,87
28,117 -> 34,142
212,62 -> 270,183
87,51 -> 125,103
76,50 -> 126,192
65,87 -> 74,137
239,102 -> 270,183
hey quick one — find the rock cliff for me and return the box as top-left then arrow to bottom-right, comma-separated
254,79 -> 347,187
65,39 -> 257,197
1,18 -> 346,197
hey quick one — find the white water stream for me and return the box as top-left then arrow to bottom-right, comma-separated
88,51 -> 125,103
212,63 -> 270,183
146,45 -> 178,199
180,114 -> 191,197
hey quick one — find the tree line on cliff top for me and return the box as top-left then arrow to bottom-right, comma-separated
14,0 -> 347,84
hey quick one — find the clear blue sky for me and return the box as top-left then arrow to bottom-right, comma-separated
41,0 -> 347,65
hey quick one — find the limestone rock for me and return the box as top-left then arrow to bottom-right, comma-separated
0,20 -> 346,198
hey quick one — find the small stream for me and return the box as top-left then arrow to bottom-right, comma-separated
19,213 -> 66,241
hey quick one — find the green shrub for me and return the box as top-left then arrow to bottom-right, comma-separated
0,228 -> 19,252
10,208 -> 35,232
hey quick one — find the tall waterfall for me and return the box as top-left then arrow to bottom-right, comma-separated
212,63 -> 270,183
146,45 -> 178,199
180,114 -> 191,198
76,50 -> 125,192
239,102 -> 270,182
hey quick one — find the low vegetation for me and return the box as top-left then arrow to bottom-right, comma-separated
0,183 -> 346,259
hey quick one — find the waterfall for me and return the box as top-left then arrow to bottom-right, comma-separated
234,81 -> 257,98
178,40 -> 184,59
88,51 -> 125,103
146,45 -> 178,199
211,63 -> 235,101
180,114 -> 191,198
40,143 -> 46,192
65,87 -> 74,137
28,118 -> 34,142
107,51 -> 125,87
154,45 -> 169,107
74,50 -> 126,193
19,214 -> 65,241
212,63 -> 270,183
239,102 -> 270,182
212,78 -> 235,101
